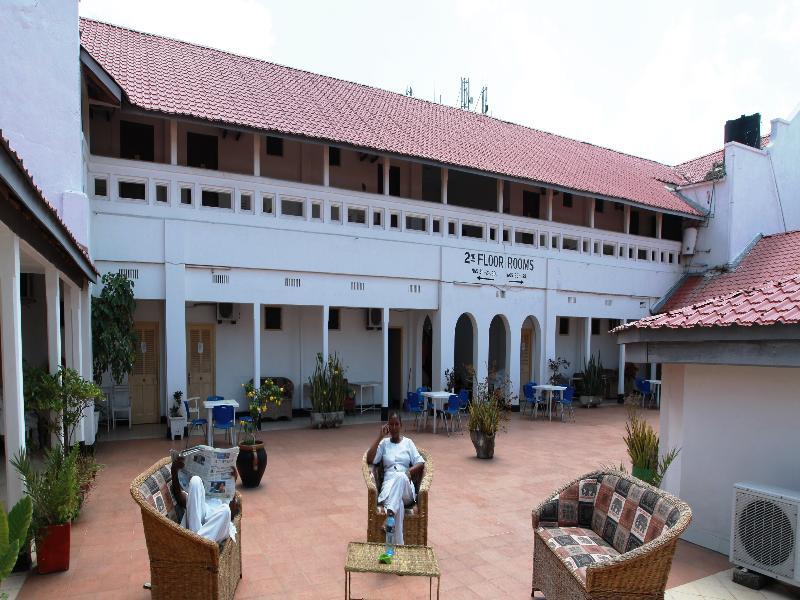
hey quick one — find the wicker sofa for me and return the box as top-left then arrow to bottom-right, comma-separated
531,470 -> 691,600
362,448 -> 433,546
131,457 -> 243,600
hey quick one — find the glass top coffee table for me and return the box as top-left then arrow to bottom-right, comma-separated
345,541 -> 440,599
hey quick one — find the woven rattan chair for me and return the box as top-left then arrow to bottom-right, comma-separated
531,470 -> 691,600
362,448 -> 433,546
130,457 -> 243,600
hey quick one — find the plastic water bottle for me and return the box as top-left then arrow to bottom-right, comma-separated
385,511 -> 395,557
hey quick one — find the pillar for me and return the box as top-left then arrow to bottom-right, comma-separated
617,320 -> 627,397
508,321 -> 521,408
546,188 -> 553,221
170,119 -> 178,165
381,308 -> 390,419
165,263 -> 187,401
81,284 -> 95,445
656,213 -> 663,239
253,135 -> 261,177
321,305 -> 329,363
383,158 -> 390,196
588,198 -> 595,228
584,316 -> 592,366
0,230 -> 26,505
496,179 -> 504,213
624,205 -> 631,234
650,362 -> 657,380
322,145 -> 330,187
431,295 -> 455,391
441,168 -> 448,205
475,318 -> 489,385
253,303 -> 261,388
540,291 -> 557,385
45,266 -> 61,374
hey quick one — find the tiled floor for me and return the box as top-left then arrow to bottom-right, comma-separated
14,405 -> 779,599
666,569 -> 800,600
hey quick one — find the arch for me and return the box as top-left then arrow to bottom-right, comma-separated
453,312 -> 477,390
421,315 -> 433,389
520,315 -> 542,384
488,314 -> 510,386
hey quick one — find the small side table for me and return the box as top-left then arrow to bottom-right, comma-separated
168,416 -> 186,440
344,541 -> 440,599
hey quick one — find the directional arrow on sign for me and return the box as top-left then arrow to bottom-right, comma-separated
477,276 -> 495,281
508,280 -> 524,284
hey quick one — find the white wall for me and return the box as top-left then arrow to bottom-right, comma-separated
769,112 -> 800,230
660,363 -> 800,554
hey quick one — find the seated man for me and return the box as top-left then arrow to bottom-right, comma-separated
170,456 -> 240,543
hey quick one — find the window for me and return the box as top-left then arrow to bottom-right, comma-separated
489,227 -> 497,241
522,190 -> 540,219
514,231 -> 534,245
432,218 -> 440,233
637,248 -> 648,260
405,215 -> 426,231
240,192 -> 252,212
328,308 -> 340,330
329,147 -> 341,166
264,307 -> 282,330
94,177 -> 107,197
348,207 -> 366,224
311,202 -> 321,220
180,186 -> 192,205
330,204 -> 341,222
266,136 -> 284,157
539,233 -> 547,247
156,184 -> 168,203
462,224 -> 483,239
389,212 -> 399,229
558,317 -> 570,335
591,318 -> 600,335
118,180 -> 146,201
603,243 -> 616,256
187,132 -> 218,169
201,189 -> 232,209
373,209 -> 383,227
595,199 -> 604,213
421,164 -> 441,202
448,221 -> 456,236
262,194 -> 274,214
120,120 -> 154,161
563,192 -> 573,208
502,228 -> 510,242
562,237 -> 579,251
281,198 -> 304,217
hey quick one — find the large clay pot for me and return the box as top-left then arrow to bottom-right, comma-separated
37,523 -> 71,573
237,441 -> 268,488
310,411 -> 344,429
580,395 -> 603,407
470,430 -> 495,459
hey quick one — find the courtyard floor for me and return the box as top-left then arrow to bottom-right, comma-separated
13,405 -> 790,599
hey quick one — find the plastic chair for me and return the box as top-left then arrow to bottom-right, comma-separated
634,378 -> 653,408
184,398 -> 208,448
522,382 -> 537,417
212,404 -> 235,446
406,392 -> 426,431
442,393 -> 464,436
556,387 -> 576,423
457,389 -> 469,416
111,385 -> 132,429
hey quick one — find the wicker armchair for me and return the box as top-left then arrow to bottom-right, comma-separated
362,448 -> 433,546
531,470 -> 691,600
131,457 -> 243,600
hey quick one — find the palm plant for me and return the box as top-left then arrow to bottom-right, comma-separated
582,353 -> 605,397
623,408 -> 679,487
308,353 -> 347,413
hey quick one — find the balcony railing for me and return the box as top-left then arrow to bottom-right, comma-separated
88,156 -> 683,267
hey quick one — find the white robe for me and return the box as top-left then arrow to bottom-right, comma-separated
181,476 -> 237,544
373,437 -> 425,545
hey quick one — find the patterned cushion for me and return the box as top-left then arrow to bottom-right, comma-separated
537,526 -> 619,583
538,478 -> 599,528
591,474 -> 682,553
138,465 -> 179,522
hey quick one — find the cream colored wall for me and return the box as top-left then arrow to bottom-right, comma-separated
594,201 -> 625,232
89,110 -> 168,163
176,122 -> 252,174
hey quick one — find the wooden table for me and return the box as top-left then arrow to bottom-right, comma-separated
531,385 -> 567,421
344,541 -> 440,599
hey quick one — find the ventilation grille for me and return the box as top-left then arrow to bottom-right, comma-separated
351,281 -> 365,291
732,489 -> 797,579
118,268 -> 139,280
212,274 -> 229,285
409,284 -> 421,293
285,278 -> 301,288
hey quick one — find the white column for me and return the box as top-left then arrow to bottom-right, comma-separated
650,362 -> 657,380
475,319 -> 489,385
322,145 -> 330,187
81,285 -> 95,445
617,319 -> 627,397
253,135 -> 261,177
253,303 -> 261,388
656,213 -> 663,239
624,205 -> 631,234
381,308 -> 390,410
170,119 -> 178,165
69,285 -> 84,444
321,305 -> 329,362
496,179 -> 504,213
165,263 -> 187,401
441,168 -> 448,205
431,297 -> 454,391
540,291 -> 557,385
588,198 -> 595,228
508,322 -> 522,407
45,266 -> 61,374
546,188 -> 553,221
0,231 -> 26,505
383,158 -> 390,196
584,317 -> 592,366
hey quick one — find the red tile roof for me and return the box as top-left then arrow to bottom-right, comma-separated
616,273 -> 800,331
0,131 -> 98,277
659,230 -> 800,312
79,18 -> 700,216
675,135 -> 770,184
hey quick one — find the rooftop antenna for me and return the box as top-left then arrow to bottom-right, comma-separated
459,77 -> 473,110
479,86 -> 489,114
405,85 -> 413,97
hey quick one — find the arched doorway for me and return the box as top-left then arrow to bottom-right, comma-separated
488,315 -> 509,388
421,316 -> 432,389
520,316 -> 541,385
453,313 -> 476,391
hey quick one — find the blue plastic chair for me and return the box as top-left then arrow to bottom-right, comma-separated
212,404 -> 235,446
442,392 -> 465,436
458,389 -> 469,416
522,382 -> 537,417
183,398 -> 208,448
634,378 -> 652,408
406,392 -> 426,431
556,386 -> 576,423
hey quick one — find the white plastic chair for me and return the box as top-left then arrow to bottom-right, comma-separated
111,385 -> 132,429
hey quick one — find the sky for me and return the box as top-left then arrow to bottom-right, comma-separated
79,0 -> 800,166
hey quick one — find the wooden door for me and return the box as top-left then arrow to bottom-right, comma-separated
187,324 -> 215,401
520,328 -> 532,385
130,322 -> 160,424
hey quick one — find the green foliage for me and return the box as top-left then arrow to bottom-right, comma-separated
12,446 -> 80,542
623,408 -> 680,488
169,390 -> 183,417
91,272 -> 137,385
240,379 -> 283,443
76,455 -> 103,511
467,370 -> 514,436
308,353 -> 347,413
0,497 -> 32,582
582,353 -> 605,396
547,357 -> 570,385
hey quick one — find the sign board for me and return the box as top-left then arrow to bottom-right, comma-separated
443,247 -> 543,288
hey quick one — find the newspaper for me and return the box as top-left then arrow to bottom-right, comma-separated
172,445 -> 238,501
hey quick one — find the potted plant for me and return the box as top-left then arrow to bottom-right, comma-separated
308,353 -> 347,428
623,408 -> 679,487
467,370 -> 513,459
444,367 -> 458,393
236,378 -> 281,487
167,390 -> 186,440
12,446 -> 80,573
547,357 -> 570,385
580,353 -> 604,407
0,496 -> 32,585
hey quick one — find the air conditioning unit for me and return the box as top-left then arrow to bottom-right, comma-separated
730,482 -> 800,585
216,302 -> 239,324
365,308 -> 382,330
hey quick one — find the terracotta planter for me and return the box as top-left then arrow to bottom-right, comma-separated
236,441 -> 267,488
37,523 -> 71,574
580,395 -> 603,407
470,430 -> 495,459
310,411 -> 344,429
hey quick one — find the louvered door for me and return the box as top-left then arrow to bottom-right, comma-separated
187,324 -> 215,401
130,322 -> 160,424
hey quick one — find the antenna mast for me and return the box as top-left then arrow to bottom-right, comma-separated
480,86 -> 489,114
459,77 -> 473,110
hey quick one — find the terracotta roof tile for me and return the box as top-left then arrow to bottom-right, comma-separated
79,18 -> 700,216
675,135 -> 770,184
